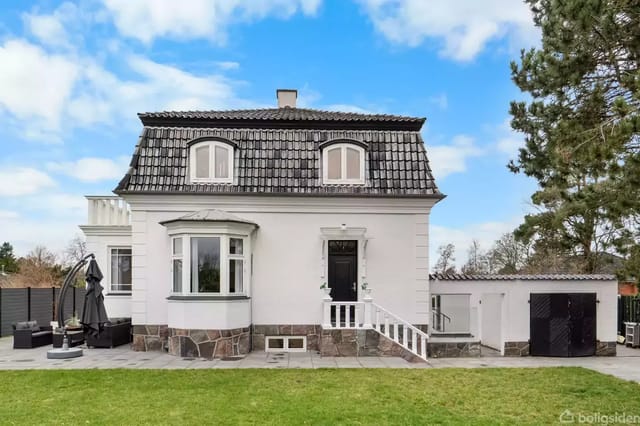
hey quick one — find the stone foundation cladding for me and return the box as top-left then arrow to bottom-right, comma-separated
503,341 -> 530,356
595,341 -> 616,356
427,342 -> 481,358
132,325 -> 168,352
169,327 -> 250,359
252,325 -> 320,351
319,327 -> 425,363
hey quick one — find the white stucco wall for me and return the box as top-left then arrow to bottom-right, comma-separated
430,279 -> 618,345
122,195 -> 435,329
82,228 -> 132,319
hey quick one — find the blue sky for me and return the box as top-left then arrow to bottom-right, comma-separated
0,0 -> 539,267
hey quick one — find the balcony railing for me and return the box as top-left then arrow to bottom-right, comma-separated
86,196 -> 130,226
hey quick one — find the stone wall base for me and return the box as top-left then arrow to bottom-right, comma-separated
319,327 -> 425,363
595,341 -> 616,356
169,327 -> 250,359
503,341 -> 530,356
427,342 -> 481,358
132,325 -> 168,352
252,325 -> 320,351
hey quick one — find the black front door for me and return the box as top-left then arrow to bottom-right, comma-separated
328,240 -> 357,302
530,293 -> 597,357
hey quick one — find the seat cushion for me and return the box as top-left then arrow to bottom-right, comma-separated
32,331 -> 52,337
27,321 -> 40,332
15,322 -> 30,330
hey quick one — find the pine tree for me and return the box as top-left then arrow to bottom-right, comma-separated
509,0 -> 640,275
0,242 -> 19,274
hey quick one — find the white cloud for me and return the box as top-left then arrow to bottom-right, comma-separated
0,37 -> 250,138
0,39 -> 79,130
215,61 -> 240,70
494,118 -> 524,158
102,0 -> 322,44
427,135 -> 483,180
47,156 -> 130,182
359,0 -> 538,61
22,2 -> 81,48
430,218 -> 521,269
0,210 -> 19,220
0,167 -> 56,196
0,212 -> 80,257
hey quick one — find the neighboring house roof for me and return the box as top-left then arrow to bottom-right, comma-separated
115,107 -> 442,198
429,273 -> 616,281
137,108 -> 426,131
159,209 -> 257,226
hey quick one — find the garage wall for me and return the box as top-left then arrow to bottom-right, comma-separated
430,279 -> 618,344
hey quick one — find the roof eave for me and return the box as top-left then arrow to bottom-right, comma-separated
137,116 -> 426,132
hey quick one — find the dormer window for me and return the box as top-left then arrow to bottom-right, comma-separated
189,140 -> 234,183
322,143 -> 365,185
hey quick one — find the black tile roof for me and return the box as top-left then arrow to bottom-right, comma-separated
429,273 -> 616,281
138,107 -> 425,131
115,125 -> 442,197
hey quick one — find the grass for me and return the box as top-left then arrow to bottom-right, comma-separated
1,368 -> 639,425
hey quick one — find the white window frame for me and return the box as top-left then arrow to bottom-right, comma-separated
108,246 -> 132,294
265,336 -> 307,353
189,141 -> 234,184
322,143 -> 365,185
170,234 -> 249,297
171,237 -> 183,293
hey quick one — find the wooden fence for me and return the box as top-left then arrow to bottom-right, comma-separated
618,295 -> 640,335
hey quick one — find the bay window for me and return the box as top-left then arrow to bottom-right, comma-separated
170,234 -> 249,296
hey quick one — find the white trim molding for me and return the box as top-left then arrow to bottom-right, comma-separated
320,226 -> 369,283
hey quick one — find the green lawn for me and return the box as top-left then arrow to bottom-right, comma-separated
1,368 -> 639,425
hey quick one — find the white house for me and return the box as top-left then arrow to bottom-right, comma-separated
81,89 -> 618,360
81,89 -> 441,361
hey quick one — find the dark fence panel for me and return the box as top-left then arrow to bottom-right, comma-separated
30,288 -> 54,327
619,296 -> 640,335
0,287 -> 88,337
0,289 -> 28,337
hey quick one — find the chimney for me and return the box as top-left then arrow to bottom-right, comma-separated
276,89 -> 297,108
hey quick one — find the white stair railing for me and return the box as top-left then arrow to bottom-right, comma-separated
322,292 -> 429,361
371,303 -> 428,361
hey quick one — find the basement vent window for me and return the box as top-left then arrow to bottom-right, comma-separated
265,336 -> 307,352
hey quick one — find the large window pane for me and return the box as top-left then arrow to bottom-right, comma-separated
195,146 -> 210,178
214,145 -> 229,179
346,148 -> 361,180
110,248 -> 132,292
229,259 -> 243,293
172,259 -> 182,292
191,237 -> 220,293
327,148 -> 341,179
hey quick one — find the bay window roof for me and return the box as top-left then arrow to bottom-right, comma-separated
159,209 -> 258,227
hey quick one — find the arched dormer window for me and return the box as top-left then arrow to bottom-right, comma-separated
321,141 -> 366,185
189,139 -> 235,184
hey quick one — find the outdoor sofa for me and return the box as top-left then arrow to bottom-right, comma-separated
12,321 -> 53,349
85,317 -> 131,348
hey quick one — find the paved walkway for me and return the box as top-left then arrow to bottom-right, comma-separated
1,337 -> 639,383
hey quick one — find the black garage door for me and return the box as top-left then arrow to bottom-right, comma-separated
530,293 -> 597,357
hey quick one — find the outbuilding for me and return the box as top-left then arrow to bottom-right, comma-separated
429,274 -> 618,357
